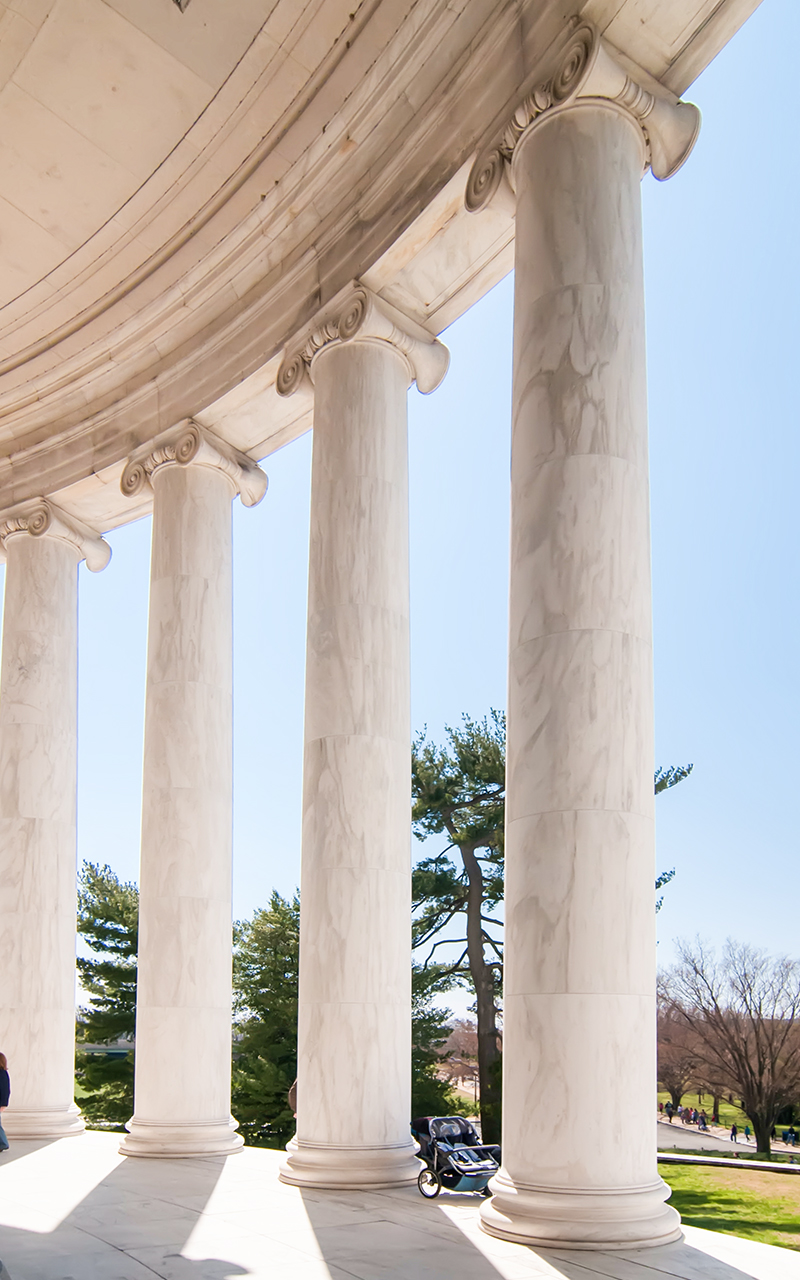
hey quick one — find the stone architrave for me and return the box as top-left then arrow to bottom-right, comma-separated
467,24 -> 699,1249
277,286 -> 448,1189
0,500 -> 110,1138
118,422 -> 266,1159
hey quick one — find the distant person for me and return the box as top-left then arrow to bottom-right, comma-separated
730,1123 -> 738,1143
698,1111 -> 708,1132
789,1127 -> 797,1147
665,1103 -> 674,1123
658,1102 -> 663,1115
744,1124 -> 751,1143
0,1052 -> 9,1153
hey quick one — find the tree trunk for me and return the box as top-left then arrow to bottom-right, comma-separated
751,1114 -> 772,1158
669,1089 -> 683,1111
459,843 -> 501,1143
712,1095 -> 720,1123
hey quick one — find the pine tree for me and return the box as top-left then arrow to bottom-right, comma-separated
411,964 -> 459,1118
231,892 -> 300,1147
654,764 -> 693,911
231,893 -> 459,1145
75,862 -> 138,1129
412,712 -> 505,1142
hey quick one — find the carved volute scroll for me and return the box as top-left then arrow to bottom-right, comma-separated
466,22 -> 701,213
277,284 -> 450,397
120,421 -> 268,507
0,498 -> 111,571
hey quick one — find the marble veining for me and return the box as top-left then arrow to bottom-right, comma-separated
120,443 -> 265,1159
0,531 -> 89,1137
282,332 -> 422,1190
487,95 -> 674,1248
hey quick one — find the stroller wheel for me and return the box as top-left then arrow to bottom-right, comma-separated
418,1167 -> 441,1198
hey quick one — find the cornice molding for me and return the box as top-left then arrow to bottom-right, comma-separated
276,285 -> 449,397
0,499 -> 110,572
120,421 -> 267,507
466,22 -> 701,214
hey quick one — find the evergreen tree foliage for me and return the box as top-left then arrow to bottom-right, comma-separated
411,964 -> 459,1118
75,861 -> 138,1129
654,764 -> 694,795
73,871 -> 456,1146
231,892 -> 300,1148
412,711 -> 505,1141
654,763 -> 693,911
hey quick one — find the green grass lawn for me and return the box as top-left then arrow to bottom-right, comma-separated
662,1163 -> 800,1251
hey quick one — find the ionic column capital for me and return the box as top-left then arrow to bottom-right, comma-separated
0,498 -> 110,572
120,421 -> 267,507
276,284 -> 449,397
466,22 -> 700,213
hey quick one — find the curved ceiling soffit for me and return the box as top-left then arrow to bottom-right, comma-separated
0,0 -> 381,370
0,0 -> 589,502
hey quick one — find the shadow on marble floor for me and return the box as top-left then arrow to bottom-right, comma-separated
0,1140 -> 59,1168
3,1140 -> 793,1280
299,1184 -> 510,1279
0,1141 -> 249,1280
297,1178 -> 788,1280
533,1239 -> 775,1279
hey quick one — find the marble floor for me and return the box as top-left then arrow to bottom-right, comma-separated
0,1132 -> 798,1280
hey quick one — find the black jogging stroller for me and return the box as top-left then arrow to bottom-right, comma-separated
411,1115 -> 500,1198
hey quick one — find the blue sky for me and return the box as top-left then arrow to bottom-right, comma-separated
1,0 -> 796,978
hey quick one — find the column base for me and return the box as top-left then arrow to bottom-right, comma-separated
119,1117 -> 244,1159
480,1169 -> 682,1249
2,1103 -> 85,1139
280,1136 -> 421,1189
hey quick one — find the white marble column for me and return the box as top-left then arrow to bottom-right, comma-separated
118,423 -> 266,1158
0,500 -> 109,1138
467,27 -> 700,1248
276,287 -> 448,1188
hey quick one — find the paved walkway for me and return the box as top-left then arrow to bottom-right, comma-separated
1,1132 -> 799,1279
658,1120 -> 734,1152
658,1117 -> 800,1157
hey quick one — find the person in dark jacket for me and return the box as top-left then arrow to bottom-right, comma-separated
0,1052 -> 9,1152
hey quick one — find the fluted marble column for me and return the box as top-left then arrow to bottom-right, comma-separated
118,423 -> 266,1158
468,26 -> 700,1248
0,500 -> 109,1138
276,287 -> 448,1188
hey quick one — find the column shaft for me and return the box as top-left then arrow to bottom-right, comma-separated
121,462 -> 242,1157
281,339 -> 418,1188
0,535 -> 84,1137
481,103 -> 679,1246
